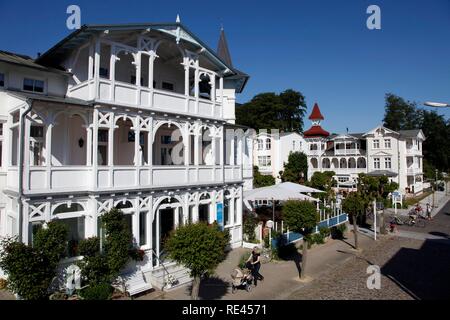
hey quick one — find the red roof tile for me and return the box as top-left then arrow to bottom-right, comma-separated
303,125 -> 330,138
308,103 -> 324,120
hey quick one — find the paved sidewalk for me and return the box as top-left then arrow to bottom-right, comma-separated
137,225 -> 379,300
385,191 -> 449,217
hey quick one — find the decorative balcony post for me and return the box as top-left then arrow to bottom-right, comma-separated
108,112 -> 114,167
148,52 -> 156,109
194,59 -> 200,114
133,197 -> 140,245
86,120 -> 92,166
23,115 -> 30,190
45,119 -> 53,189
92,109 -> 99,189
230,131 -> 235,166
219,127 -> 224,182
211,74 -> 216,116
134,118 -> 141,166
110,46 -> 116,102
135,53 -> 141,105
94,38 -> 100,100
219,76 -> 224,118
184,57 -> 190,113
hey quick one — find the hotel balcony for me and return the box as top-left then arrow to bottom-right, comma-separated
407,167 -> 423,175
7,165 -> 243,195
68,79 -> 223,120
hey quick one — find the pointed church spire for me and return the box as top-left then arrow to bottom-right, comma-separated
217,26 -> 232,67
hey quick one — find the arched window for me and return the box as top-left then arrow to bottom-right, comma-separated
115,201 -> 133,210
53,203 -> 84,215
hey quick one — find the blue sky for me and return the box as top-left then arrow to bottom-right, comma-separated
0,0 -> 449,133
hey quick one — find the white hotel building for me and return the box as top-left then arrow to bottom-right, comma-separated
254,103 -> 426,196
0,22 -> 253,292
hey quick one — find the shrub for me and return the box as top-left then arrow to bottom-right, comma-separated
165,222 -> 230,300
319,226 -> 331,238
331,224 -> 347,239
101,208 -> 134,279
243,213 -> 257,243
0,239 -> 54,300
33,221 -> 68,265
79,237 -> 100,257
0,223 -> 68,300
79,282 -> 113,300
238,253 -> 250,269
78,255 -> 111,285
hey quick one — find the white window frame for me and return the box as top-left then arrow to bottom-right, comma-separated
23,77 -> 46,94
258,155 -> 271,167
265,138 -> 271,150
29,125 -> 45,166
384,139 -> 391,149
374,157 -> 380,169
257,139 -> 264,150
373,139 -> 380,149
384,157 -> 391,169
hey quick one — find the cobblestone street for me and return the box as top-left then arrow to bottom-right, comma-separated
288,199 -> 450,300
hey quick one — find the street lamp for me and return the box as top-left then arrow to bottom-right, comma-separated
424,101 -> 450,108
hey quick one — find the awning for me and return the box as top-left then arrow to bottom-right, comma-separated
244,182 -> 323,203
367,170 -> 398,177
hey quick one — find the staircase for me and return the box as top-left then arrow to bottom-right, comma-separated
148,262 -> 192,291
115,269 -> 153,296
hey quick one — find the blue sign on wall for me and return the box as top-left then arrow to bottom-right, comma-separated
216,203 -> 223,229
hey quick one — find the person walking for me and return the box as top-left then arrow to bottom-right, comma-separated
247,247 -> 264,286
426,203 -> 432,220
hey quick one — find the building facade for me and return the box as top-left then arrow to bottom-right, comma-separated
252,103 -> 425,196
0,22 -> 253,291
253,131 -> 307,182
304,104 -> 426,196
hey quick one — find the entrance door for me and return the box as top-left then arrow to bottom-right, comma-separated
159,208 -> 174,258
199,204 -> 209,223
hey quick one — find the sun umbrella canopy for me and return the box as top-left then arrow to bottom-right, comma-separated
244,183 -> 320,202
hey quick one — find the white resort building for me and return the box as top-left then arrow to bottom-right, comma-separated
253,131 -> 307,182
0,21 -> 253,292
253,103 -> 426,197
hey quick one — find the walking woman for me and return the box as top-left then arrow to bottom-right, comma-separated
247,247 -> 264,286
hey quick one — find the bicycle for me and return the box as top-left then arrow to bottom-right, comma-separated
402,215 -> 426,228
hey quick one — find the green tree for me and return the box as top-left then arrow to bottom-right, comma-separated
421,110 -> 450,172
308,171 -> 336,200
165,222 -> 230,300
342,192 -> 365,250
253,166 -> 275,188
236,89 -> 307,132
382,93 -> 450,173
282,200 -> 318,279
0,222 -> 68,300
383,93 -> 421,131
279,152 -> 308,183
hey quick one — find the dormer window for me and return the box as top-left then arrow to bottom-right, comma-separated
0,73 -> 4,87
23,78 -> 44,93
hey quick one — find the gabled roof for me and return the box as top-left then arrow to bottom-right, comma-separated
0,50 -> 68,74
363,125 -> 399,137
34,22 -> 249,92
399,129 -> 426,140
308,103 -> 324,120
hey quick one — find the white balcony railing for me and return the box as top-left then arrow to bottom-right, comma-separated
68,79 -> 223,119
334,149 -> 364,156
407,167 -> 422,175
8,165 -> 242,194
406,148 -> 421,155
